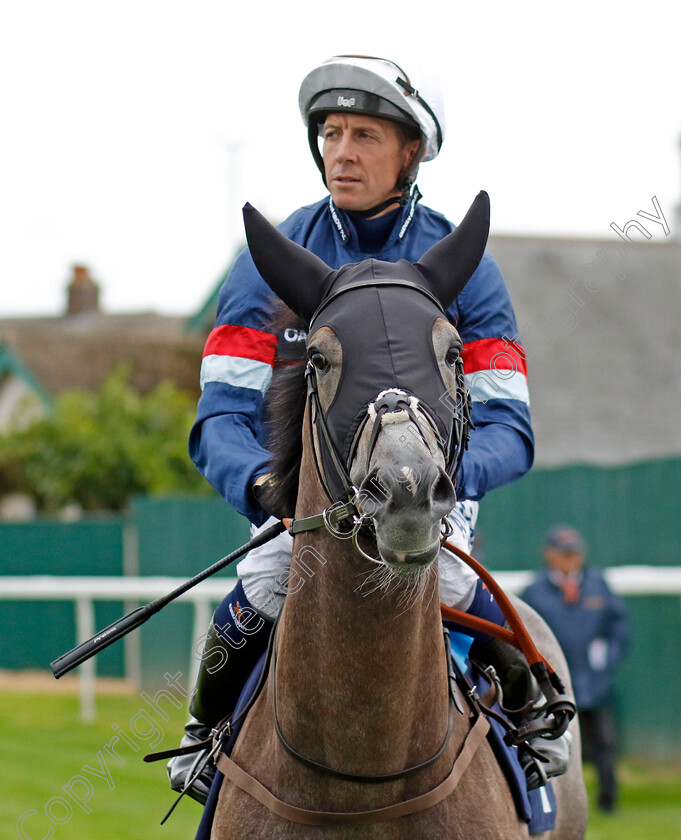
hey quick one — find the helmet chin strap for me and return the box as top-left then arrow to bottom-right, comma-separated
346,191 -> 408,220
342,165 -> 422,219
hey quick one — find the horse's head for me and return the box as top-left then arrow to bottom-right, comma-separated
244,193 -> 489,577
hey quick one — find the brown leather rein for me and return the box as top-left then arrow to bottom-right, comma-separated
438,539 -> 575,746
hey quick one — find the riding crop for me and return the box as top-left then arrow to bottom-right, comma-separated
50,520 -> 286,679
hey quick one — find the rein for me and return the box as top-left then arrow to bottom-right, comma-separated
438,541 -> 575,744
287,508 -> 551,670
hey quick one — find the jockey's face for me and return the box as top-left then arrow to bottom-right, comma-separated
322,113 -> 419,217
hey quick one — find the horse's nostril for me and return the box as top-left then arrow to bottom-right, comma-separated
431,469 -> 456,509
357,467 -> 390,517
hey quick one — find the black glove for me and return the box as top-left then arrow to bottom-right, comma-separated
252,475 -> 292,521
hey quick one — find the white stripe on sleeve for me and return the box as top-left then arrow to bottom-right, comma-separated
200,354 -> 273,394
464,370 -> 530,405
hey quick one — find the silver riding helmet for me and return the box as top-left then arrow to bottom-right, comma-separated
298,55 -> 446,208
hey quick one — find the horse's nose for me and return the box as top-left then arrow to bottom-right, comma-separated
359,457 -> 456,522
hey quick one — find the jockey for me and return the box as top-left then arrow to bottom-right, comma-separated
170,55 -> 570,802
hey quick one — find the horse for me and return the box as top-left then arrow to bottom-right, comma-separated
208,193 -> 587,839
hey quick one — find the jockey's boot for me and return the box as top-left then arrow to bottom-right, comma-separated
167,580 -> 273,804
472,637 -> 573,790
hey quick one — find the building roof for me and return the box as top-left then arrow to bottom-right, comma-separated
487,232 -> 681,467
0,266 -> 205,414
0,311 -> 204,400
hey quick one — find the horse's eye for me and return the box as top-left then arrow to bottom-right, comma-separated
445,346 -> 460,368
309,351 -> 329,372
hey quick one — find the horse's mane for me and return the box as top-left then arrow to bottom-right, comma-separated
260,303 -> 308,518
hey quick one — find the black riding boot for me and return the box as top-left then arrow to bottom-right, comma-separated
472,638 -> 573,789
167,580 -> 273,804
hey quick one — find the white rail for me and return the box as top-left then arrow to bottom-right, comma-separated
1,567 -> 680,721
0,575 -> 238,721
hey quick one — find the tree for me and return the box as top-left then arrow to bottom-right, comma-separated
0,366 -> 212,512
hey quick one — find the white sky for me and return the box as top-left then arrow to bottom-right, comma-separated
1,0 -> 679,317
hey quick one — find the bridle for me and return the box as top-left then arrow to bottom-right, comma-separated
303,362 -> 462,563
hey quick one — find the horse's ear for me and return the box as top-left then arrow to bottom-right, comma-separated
414,191 -> 490,310
243,203 -> 334,322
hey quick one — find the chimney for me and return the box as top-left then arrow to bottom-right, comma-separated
67,265 -> 100,315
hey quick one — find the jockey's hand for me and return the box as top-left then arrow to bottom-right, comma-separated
252,474 -> 291,521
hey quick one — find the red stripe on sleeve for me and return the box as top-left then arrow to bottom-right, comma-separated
461,337 -> 528,376
203,324 -> 278,365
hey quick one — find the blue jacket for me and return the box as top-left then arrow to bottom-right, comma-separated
190,193 -> 534,525
521,567 -> 630,709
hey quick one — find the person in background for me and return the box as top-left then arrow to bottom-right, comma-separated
521,525 -> 630,812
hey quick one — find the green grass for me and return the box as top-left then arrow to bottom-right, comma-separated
582,761 -> 681,839
2,684 -> 201,840
2,684 -> 681,839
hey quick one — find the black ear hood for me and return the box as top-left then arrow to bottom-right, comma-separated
243,203 -> 336,322
310,270 -> 452,468
243,192 -> 489,322
414,190 -> 490,310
